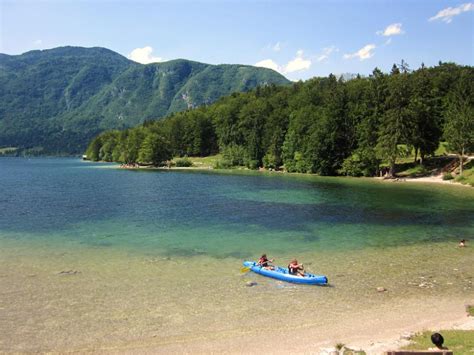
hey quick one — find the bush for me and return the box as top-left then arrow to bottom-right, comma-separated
340,154 -> 364,177
340,151 -> 379,177
443,172 -> 454,180
175,156 -> 193,167
213,159 -> 232,169
222,144 -> 246,167
467,305 -> 474,316
284,151 -> 311,173
246,159 -> 259,170
262,153 -> 277,170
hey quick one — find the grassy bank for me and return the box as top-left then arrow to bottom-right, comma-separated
388,143 -> 473,186
168,154 -> 474,187
454,165 -> 474,187
399,305 -> 474,354
402,330 -> 474,354
144,145 -> 474,187
172,155 -> 221,169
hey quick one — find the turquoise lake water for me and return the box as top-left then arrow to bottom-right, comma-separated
1,158 -> 473,352
1,158 -> 473,255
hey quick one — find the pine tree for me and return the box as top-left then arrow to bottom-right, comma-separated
444,72 -> 474,175
376,67 -> 414,177
408,66 -> 442,164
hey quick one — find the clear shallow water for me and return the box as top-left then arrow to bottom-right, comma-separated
1,158 -> 473,255
0,158 -> 473,351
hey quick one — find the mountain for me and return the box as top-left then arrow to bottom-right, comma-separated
336,73 -> 361,82
0,46 -> 290,154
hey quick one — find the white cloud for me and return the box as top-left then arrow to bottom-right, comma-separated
262,41 -> 284,52
377,23 -> 404,36
128,46 -> 163,64
316,45 -> 338,62
284,50 -> 311,73
272,42 -> 282,52
34,39 -> 42,46
429,3 -> 474,23
344,44 -> 376,61
255,50 -> 312,75
255,59 -> 280,71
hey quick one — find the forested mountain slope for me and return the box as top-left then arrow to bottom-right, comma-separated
0,46 -> 290,153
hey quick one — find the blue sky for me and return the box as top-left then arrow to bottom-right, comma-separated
1,0 -> 473,80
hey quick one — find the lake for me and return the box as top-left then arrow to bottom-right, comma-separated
1,158 -> 473,352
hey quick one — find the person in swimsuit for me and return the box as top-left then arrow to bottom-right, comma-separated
257,254 -> 274,269
459,239 -> 467,247
288,259 -> 305,276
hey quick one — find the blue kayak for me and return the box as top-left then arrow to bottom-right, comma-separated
243,261 -> 328,285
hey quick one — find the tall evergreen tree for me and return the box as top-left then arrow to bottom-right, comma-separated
444,72 -> 474,175
376,66 -> 414,177
408,65 -> 442,164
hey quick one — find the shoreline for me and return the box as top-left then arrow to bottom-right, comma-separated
344,312 -> 474,355
377,174 -> 472,188
117,163 -> 472,188
99,302 -> 474,354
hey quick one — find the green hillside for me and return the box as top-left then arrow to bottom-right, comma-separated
87,62 -> 474,178
0,46 -> 290,154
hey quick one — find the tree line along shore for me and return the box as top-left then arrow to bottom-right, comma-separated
86,62 -> 473,181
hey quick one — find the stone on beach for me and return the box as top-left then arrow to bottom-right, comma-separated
57,270 -> 80,275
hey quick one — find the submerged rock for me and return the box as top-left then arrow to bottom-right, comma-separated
57,270 -> 80,275
245,281 -> 257,287
376,287 -> 387,292
418,282 -> 434,288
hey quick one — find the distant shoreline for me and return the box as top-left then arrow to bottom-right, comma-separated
116,162 -> 473,188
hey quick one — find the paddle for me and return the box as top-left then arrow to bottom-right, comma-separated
240,262 -> 275,273
240,266 -> 251,273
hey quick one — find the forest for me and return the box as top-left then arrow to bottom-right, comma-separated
86,62 -> 474,177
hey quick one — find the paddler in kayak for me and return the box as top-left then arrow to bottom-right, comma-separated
288,259 -> 305,276
257,254 -> 275,270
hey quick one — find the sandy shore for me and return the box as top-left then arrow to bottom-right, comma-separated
3,243 -> 472,354
88,300 -> 473,354
395,174 -> 470,187
371,174 -> 474,190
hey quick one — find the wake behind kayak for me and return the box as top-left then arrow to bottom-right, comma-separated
243,261 -> 328,285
